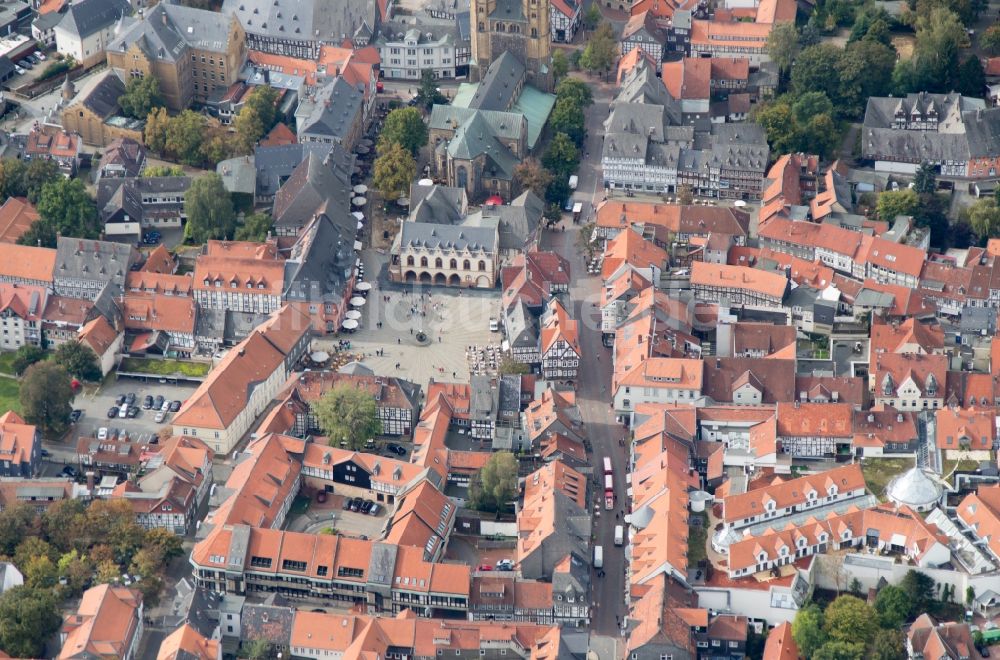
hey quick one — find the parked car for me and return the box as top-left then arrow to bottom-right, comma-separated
387,443 -> 407,456
17,60 -> 32,70
477,564 -> 493,571
361,500 -> 374,514
13,65 -> 23,75
495,559 -> 513,571
97,427 -> 108,440
161,400 -> 171,412
33,50 -> 45,61
70,409 -> 83,423
25,55 -> 38,65
350,498 -> 362,512
154,410 -> 167,423
126,406 -> 139,418
154,395 -> 165,409
61,465 -> 78,478
342,497 -> 353,510
125,392 -> 136,405
368,503 -> 381,516
40,448 -> 51,457
169,400 -> 181,412
115,394 -> 126,406
142,395 -> 153,409
107,406 -> 118,418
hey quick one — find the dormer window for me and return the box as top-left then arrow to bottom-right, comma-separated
758,553 -> 766,562
765,500 -> 775,511
828,485 -> 837,496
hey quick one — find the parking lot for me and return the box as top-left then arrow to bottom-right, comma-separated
71,377 -> 200,444
286,492 -> 387,540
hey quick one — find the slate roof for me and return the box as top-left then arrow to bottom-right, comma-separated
297,77 -> 364,142
223,0 -> 378,45
57,0 -> 130,39
464,190 -> 543,250
97,176 -> 192,225
863,92 -> 1000,162
375,13 -> 463,49
429,105 -> 526,142
398,219 -> 498,252
446,112 -> 519,180
272,151 -> 351,229
98,138 -> 146,177
283,211 -> 355,305
72,70 -> 126,119
254,142 -> 333,199
469,52 -> 525,112
409,184 -> 465,225
54,237 -> 137,296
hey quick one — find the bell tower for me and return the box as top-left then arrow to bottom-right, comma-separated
470,0 -> 552,92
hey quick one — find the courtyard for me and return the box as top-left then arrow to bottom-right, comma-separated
314,250 -> 503,386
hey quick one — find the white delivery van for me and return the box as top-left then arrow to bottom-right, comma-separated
568,175 -> 578,190
593,545 -> 604,569
614,525 -> 624,546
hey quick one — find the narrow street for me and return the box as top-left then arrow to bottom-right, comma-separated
542,77 -> 629,637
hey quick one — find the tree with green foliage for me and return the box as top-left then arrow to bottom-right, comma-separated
414,69 -> 447,110
0,503 -> 37,557
498,356 -> 531,375
54,340 -> 101,382
893,7 -> 966,94
242,85 -> 278,135
900,569 -> 936,618
184,173 -> 236,243
849,4 -> 893,43
877,188 -> 920,221
542,133 -> 580,179
545,176 -> 571,207
579,24 -> 616,77
583,3 -> 601,29
379,107 -> 428,156
19,361 -> 73,436
555,78 -> 593,108
549,97 -> 586,147
10,345 -> 45,376
965,197 -> 1000,242
19,178 -> 100,248
792,604 -> 827,657
813,640 -> 866,660
753,100 -> 798,154
870,628 -> 905,660
913,162 -> 937,194
967,585 -> 976,607
233,106 -> 264,155
41,498 -> 86,554
873,584 -> 911,628
165,110 -> 207,166
837,39 -> 897,117
142,165 -> 185,177
23,159 -> 61,204
823,595 -> 877,646
791,91 -> 834,125
792,44 -> 844,100
144,107 -> 170,155
955,54 -> 986,98
753,96 -> 839,158
0,586 -> 61,659
313,385 -> 383,451
513,157 -> 553,199
551,49 -> 569,81
235,212 -> 274,242
243,638 -> 273,660
119,75 -> 162,120
468,451 -> 518,515
372,141 -> 417,200
767,22 -> 800,75
983,24 -> 1000,56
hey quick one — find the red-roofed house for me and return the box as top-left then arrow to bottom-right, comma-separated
59,585 -> 143,660
0,411 -> 40,478
937,407 -> 995,451
77,315 -> 123,376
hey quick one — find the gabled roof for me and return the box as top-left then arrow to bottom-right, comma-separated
56,0 -> 130,39
0,197 -> 39,244
58,585 -> 141,659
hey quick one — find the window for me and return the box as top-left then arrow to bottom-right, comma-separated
281,559 -> 307,571
250,556 -> 272,568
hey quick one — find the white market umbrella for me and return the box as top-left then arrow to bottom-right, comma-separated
350,297 -> 366,307
357,221 -> 364,231
345,310 -> 362,320
354,240 -> 363,250
355,282 -> 372,291
352,212 -> 365,221
310,351 -> 330,362
353,184 -> 368,194
352,197 -> 367,206
342,319 -> 359,330
418,178 -> 434,186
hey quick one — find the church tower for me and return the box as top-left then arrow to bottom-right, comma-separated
471,0 -> 552,92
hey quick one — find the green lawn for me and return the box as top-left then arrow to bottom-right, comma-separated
118,357 -> 211,378
0,377 -> 21,415
861,457 -> 914,499
942,457 -> 981,478
688,511 -> 708,564
0,352 -> 17,376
